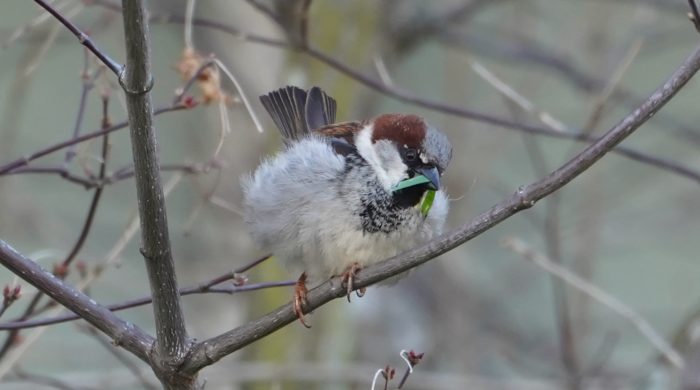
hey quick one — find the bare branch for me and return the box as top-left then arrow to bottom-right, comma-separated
397,349 -> 424,389
298,0 -> 312,48
0,255 -> 277,330
33,0 -> 122,75
0,280 -> 293,331
502,237 -> 684,368
65,49 -> 102,164
13,365 -> 95,390
118,0 -> 189,373
0,104 -> 188,176
2,166 -> 95,187
62,94 -> 111,269
0,285 -> 21,319
80,325 -> 158,390
689,0 -> 700,33
0,240 -> 154,362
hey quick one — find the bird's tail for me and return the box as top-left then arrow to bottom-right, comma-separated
259,86 -> 337,143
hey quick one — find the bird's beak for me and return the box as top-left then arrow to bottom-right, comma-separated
392,166 -> 440,192
416,166 -> 440,190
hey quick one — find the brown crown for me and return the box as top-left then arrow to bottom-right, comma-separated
371,114 -> 426,147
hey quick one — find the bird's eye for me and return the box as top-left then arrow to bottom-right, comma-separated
403,148 -> 418,162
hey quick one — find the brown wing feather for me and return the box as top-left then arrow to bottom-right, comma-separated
313,121 -> 364,143
313,121 -> 365,156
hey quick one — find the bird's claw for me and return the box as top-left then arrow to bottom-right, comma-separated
341,263 -> 366,302
294,272 -> 311,328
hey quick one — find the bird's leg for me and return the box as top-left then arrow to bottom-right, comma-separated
293,272 -> 311,328
341,262 -> 366,302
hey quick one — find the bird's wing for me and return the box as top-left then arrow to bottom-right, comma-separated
259,86 -> 337,144
313,121 -> 364,156
313,121 -> 362,141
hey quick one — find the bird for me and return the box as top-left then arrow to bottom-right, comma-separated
242,86 -> 452,327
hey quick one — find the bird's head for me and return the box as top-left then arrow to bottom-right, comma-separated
355,114 -> 452,206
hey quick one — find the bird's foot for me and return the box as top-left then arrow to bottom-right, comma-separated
341,262 -> 366,302
293,272 -> 311,328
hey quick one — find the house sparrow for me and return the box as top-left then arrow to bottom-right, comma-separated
243,86 -> 451,327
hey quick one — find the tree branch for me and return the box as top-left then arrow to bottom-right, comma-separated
118,0 -> 189,375
181,43 -> 700,374
502,237 -> 684,368
0,240 -> 154,362
0,104 -> 188,176
80,324 -> 159,390
33,0 -> 122,75
0,280 -> 294,331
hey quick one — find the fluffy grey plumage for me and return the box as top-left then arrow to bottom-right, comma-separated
243,86 -> 451,285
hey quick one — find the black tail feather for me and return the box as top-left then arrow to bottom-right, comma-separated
305,86 -> 337,132
259,86 -> 337,143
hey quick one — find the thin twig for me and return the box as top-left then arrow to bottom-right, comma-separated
502,238 -> 684,368
3,160 -> 218,188
2,0 -> 73,48
108,160 -> 220,183
172,59 -> 215,105
0,289 -> 42,360
33,0 -> 122,75
0,285 -> 21,319
372,55 -> 395,87
370,367 -> 392,390
397,350 -> 423,388
21,6 -> 67,77
184,0 -> 196,49
13,365 -> 94,390
65,49 -> 103,164
514,105 -> 579,385
298,0 -> 312,48
3,166 -> 95,187
0,280 -> 292,330
61,94 -> 111,269
242,0 -> 284,28
0,104 -> 188,176
688,0 -> 700,33
466,56 -> 567,133
212,58 -> 264,133
79,325 -> 158,390
582,39 -> 644,133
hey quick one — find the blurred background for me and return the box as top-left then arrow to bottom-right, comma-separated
1,0 -> 700,389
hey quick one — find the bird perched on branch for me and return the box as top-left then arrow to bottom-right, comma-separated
243,86 -> 452,327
